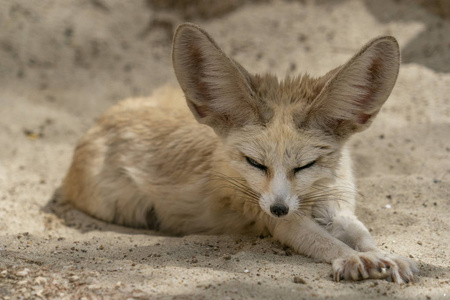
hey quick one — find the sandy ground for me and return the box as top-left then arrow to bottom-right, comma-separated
0,0 -> 449,299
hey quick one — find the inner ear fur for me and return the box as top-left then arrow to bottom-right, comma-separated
307,36 -> 400,138
172,23 -> 258,135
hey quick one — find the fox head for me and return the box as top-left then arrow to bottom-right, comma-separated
172,24 -> 400,219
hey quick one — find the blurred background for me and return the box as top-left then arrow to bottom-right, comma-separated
1,0 -> 449,121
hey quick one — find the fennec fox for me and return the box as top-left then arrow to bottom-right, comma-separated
63,23 -> 417,283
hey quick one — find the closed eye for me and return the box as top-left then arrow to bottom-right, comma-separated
293,160 -> 316,174
245,156 -> 267,172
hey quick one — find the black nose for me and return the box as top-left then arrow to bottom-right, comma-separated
270,204 -> 289,217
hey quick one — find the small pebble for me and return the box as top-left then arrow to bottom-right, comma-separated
16,269 -> 30,277
293,276 -> 306,284
417,241 -> 423,245
272,248 -> 283,255
34,276 -> 47,285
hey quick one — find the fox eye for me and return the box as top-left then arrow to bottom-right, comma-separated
245,156 -> 267,172
293,160 -> 316,174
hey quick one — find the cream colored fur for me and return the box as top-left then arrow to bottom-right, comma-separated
62,23 -> 417,283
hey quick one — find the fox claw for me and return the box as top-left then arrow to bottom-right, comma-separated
332,251 -> 417,284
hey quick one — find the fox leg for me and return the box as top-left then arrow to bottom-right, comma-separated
271,216 -> 416,283
325,209 -> 378,252
330,210 -> 418,283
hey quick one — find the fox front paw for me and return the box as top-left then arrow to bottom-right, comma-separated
332,251 -> 417,284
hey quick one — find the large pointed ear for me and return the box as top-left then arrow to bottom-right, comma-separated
308,36 -> 400,138
172,23 -> 258,135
